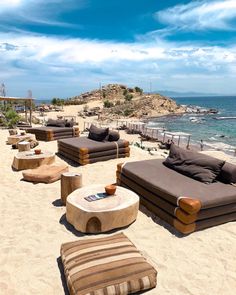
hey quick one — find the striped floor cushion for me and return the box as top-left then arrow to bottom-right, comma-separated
60,233 -> 157,295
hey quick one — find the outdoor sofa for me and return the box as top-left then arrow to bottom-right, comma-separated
58,124 -> 130,165
116,144 -> 236,234
25,119 -> 79,141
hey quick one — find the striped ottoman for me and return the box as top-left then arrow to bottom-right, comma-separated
60,233 -> 157,295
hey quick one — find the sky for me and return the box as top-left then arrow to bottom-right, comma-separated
1,0 -> 236,99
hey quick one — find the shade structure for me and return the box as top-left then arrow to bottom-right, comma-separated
0,96 -> 34,125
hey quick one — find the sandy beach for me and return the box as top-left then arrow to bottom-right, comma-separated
1,105 -> 236,295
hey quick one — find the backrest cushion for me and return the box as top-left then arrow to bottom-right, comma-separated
164,144 -> 225,183
46,119 -> 65,127
88,124 -> 109,141
107,130 -> 120,141
218,162 -> 236,184
65,120 -> 74,127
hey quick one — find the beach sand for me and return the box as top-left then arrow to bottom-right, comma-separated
1,106 -> 236,295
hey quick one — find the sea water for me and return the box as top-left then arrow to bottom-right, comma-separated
148,96 -> 236,153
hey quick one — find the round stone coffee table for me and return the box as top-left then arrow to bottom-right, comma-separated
12,150 -> 55,171
66,184 -> 139,233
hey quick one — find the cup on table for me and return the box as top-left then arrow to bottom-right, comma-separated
105,184 -> 117,195
34,149 -> 41,155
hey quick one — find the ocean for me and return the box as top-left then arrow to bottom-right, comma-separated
35,99 -> 52,106
148,96 -> 236,153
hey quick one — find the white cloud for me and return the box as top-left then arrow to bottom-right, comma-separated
1,32 -> 236,97
156,0 -> 236,31
0,0 -> 22,10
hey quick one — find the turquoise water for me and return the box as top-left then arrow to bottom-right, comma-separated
148,96 -> 236,152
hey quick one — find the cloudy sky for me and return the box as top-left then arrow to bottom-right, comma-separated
1,0 -> 236,99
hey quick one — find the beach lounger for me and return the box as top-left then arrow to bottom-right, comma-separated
60,233 -> 157,295
58,136 -> 130,165
25,126 -> 80,141
116,146 -> 236,234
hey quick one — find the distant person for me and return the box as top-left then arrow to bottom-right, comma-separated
200,139 -> 204,151
165,139 -> 171,150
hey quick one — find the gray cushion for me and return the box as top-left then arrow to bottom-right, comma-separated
108,130 -> 120,141
46,119 -> 65,127
164,144 -> 225,183
219,162 -> 236,184
88,124 -> 109,141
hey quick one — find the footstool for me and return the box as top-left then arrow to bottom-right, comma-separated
61,233 -> 157,295
22,164 -> 69,183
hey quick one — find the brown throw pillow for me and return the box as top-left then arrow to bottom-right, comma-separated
164,144 -> 225,183
88,124 -> 109,141
61,233 -> 157,295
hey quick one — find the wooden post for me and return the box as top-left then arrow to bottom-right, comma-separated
29,99 -> 32,125
61,172 -> 82,205
18,141 -> 31,152
25,101 -> 27,122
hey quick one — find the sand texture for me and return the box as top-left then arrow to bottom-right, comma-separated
0,120 -> 236,294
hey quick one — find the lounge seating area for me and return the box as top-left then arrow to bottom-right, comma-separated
58,124 -> 130,165
117,144 -> 236,234
2,121 -> 236,294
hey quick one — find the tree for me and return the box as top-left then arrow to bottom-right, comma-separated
124,94 -> 133,102
134,86 -> 143,94
4,108 -> 21,128
103,100 -> 114,108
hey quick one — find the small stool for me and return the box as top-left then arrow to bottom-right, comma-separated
9,129 -> 17,135
61,172 -> 82,205
18,141 -> 31,152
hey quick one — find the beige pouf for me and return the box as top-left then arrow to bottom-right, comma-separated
22,164 -> 69,183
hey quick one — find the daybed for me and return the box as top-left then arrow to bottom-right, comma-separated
25,126 -> 79,141
58,124 -> 130,165
25,119 -> 79,141
58,136 -> 130,165
116,144 -> 236,234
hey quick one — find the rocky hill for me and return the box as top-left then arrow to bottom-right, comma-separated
101,93 -> 186,119
70,84 -> 186,118
70,84 -> 143,102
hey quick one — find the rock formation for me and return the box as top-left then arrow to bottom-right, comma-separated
69,84 -> 186,119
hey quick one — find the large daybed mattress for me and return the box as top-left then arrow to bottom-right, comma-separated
116,159 -> 236,234
58,137 -> 130,165
26,126 -> 79,141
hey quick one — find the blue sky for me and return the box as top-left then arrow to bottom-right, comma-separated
0,0 -> 236,99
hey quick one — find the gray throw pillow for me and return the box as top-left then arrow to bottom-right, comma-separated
107,130 -> 120,141
218,162 -> 236,184
88,124 -> 109,141
46,119 -> 65,127
164,144 -> 225,183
